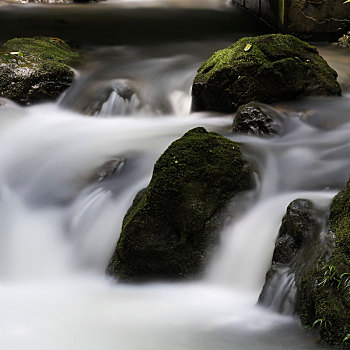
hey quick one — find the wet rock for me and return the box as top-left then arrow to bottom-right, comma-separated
260,188 -> 350,346
232,102 -> 282,136
0,37 -> 80,105
93,158 -> 125,182
234,0 -> 350,41
106,127 -> 253,282
192,34 -> 341,113
298,180 -> 350,346
83,79 -> 153,116
335,31 -> 350,49
259,199 -> 322,314
272,199 -> 320,265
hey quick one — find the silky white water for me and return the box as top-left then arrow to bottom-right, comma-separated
1,2 -> 350,349
0,97 -> 344,350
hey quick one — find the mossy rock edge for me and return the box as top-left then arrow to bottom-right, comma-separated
0,37 -> 80,105
106,127 -> 253,282
297,180 -> 350,347
192,34 -> 341,113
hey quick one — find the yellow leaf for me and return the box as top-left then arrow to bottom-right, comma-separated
244,44 -> 252,52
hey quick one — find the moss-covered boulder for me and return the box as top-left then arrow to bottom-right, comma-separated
106,127 -> 253,282
192,34 -> 341,113
0,37 -> 79,105
298,181 -> 350,346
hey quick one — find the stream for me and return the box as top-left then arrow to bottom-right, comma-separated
1,1 -> 350,349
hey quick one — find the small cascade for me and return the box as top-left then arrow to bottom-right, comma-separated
97,80 -> 154,117
206,192 -> 334,295
258,197 -> 333,317
258,266 -> 297,315
1,3 -> 350,348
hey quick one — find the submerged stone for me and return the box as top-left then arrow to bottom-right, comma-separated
93,158 -> 125,182
0,37 -> 80,105
83,79 -> 150,116
106,127 -> 253,282
192,34 -> 341,113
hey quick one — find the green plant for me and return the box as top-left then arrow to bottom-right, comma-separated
317,265 -> 350,292
317,265 -> 337,287
2,51 -> 24,63
344,0 -> 350,3
343,333 -> 350,343
312,318 -> 328,330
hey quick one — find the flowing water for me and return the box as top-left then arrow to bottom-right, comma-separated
0,1 -> 350,349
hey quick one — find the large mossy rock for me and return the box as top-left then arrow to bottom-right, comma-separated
0,37 -> 79,105
192,34 -> 341,113
106,127 -> 253,282
298,181 -> 350,346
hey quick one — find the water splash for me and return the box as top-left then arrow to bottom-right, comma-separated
259,266 -> 297,315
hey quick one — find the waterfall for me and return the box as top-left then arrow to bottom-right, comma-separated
259,266 -> 297,315
0,2 -> 349,349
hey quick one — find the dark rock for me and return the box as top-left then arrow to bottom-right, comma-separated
0,37 -> 79,105
106,127 -> 253,282
298,180 -> 350,346
272,199 -> 320,265
234,0 -> 350,41
259,199 -> 322,314
192,34 -> 341,113
272,234 -> 296,266
232,102 -> 282,136
260,186 -> 350,346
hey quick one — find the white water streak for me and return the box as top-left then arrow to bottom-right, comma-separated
207,192 -> 334,294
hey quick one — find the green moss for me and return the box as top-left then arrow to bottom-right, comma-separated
298,179 -> 350,346
107,127 -> 253,282
0,37 -> 80,105
192,34 -> 341,113
2,37 -> 79,65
